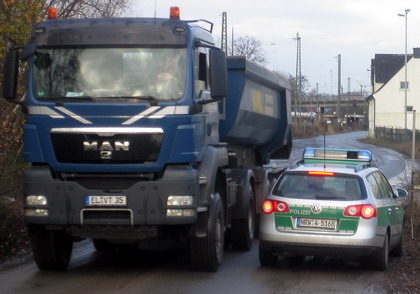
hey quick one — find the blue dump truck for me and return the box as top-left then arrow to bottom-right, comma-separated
3,7 -> 292,271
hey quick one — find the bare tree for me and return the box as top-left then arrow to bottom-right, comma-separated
232,35 -> 267,65
45,0 -> 133,18
0,0 -> 134,165
278,72 -> 310,105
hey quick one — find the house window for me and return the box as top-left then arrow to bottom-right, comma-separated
400,81 -> 409,89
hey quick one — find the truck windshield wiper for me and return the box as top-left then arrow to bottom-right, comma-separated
42,96 -> 99,103
118,95 -> 159,106
69,96 -> 98,102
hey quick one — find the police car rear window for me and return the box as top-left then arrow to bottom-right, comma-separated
273,173 -> 365,201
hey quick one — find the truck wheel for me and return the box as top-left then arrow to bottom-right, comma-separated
189,194 -> 224,271
231,187 -> 255,251
29,226 -> 73,271
259,245 -> 277,266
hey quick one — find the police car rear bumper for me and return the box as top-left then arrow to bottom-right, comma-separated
259,240 -> 379,258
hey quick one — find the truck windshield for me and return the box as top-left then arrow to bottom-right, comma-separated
33,48 -> 187,102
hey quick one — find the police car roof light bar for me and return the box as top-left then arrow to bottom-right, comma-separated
303,148 -> 372,163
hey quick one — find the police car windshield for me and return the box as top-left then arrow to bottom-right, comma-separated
273,173 -> 365,201
33,48 -> 187,102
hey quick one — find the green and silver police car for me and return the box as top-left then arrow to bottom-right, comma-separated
259,148 -> 405,270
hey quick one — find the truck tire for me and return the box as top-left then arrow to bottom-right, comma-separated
29,226 -> 73,271
231,186 -> 255,251
189,194 -> 224,271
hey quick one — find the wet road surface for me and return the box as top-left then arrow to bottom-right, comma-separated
0,131 -> 406,294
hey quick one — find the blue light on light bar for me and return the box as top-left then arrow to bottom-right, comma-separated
303,148 -> 372,162
303,148 -> 316,158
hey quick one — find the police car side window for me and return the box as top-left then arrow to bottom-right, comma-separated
376,172 -> 394,199
366,173 -> 382,199
371,172 -> 391,199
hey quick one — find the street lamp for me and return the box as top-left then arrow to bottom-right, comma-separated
398,9 -> 410,129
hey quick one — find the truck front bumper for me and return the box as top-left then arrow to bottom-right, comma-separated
23,165 -> 201,229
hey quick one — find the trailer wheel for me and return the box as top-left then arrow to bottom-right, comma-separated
231,186 -> 255,251
189,194 -> 224,271
29,226 -> 73,271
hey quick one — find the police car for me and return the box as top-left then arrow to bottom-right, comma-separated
259,148 -> 405,270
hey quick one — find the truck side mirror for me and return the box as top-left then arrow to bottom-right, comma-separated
209,48 -> 227,99
3,49 -> 19,101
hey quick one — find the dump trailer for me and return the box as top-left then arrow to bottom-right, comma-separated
3,7 -> 292,271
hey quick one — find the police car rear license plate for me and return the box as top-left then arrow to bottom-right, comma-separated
297,218 -> 337,230
85,195 -> 126,207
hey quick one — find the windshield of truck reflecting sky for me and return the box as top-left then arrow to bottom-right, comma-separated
34,48 -> 187,101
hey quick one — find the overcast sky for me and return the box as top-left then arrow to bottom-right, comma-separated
127,0 -> 420,95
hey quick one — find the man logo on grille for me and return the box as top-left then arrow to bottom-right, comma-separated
83,141 -> 130,160
311,203 -> 322,214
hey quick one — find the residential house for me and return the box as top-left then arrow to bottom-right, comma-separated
367,48 -> 420,137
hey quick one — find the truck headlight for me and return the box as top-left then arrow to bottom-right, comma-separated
24,209 -> 49,217
167,195 -> 193,206
166,209 -> 195,217
26,195 -> 47,206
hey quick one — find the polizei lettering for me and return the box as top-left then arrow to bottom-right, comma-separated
289,208 -> 311,215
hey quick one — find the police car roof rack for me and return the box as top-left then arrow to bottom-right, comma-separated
354,161 -> 377,172
290,158 -> 304,168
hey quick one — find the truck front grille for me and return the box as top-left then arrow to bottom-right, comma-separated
51,128 -> 163,164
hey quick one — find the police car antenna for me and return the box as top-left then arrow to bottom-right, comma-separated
323,125 -> 326,169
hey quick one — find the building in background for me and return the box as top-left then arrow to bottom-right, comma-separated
367,49 -> 420,137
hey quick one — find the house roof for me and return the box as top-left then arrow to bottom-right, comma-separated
371,54 -> 413,84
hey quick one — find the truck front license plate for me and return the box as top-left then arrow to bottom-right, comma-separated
85,195 -> 127,207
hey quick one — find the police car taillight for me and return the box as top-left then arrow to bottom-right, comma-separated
262,200 -> 289,214
344,204 -> 377,219
361,204 -> 377,219
262,200 -> 274,214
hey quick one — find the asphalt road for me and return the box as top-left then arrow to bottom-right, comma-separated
275,130 -> 410,186
0,131 -> 409,294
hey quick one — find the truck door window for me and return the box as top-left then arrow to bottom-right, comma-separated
33,48 -> 187,102
194,50 -> 209,98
